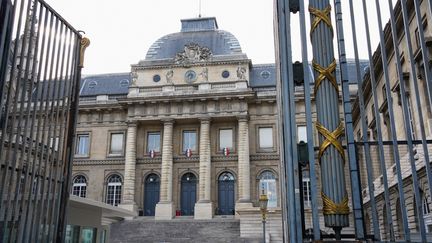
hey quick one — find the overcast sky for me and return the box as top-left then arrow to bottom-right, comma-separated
43,0 -> 274,75
43,0 -> 393,76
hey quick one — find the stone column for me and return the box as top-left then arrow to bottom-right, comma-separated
195,118 -> 213,219
119,122 -> 138,212
236,116 -> 253,209
155,119 -> 175,219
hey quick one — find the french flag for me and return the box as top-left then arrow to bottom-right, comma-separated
149,150 -> 156,158
185,148 -> 192,157
223,147 -> 230,156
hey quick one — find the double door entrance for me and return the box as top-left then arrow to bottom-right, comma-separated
144,172 -> 235,216
144,174 -> 160,216
218,172 -> 235,215
181,173 -> 197,215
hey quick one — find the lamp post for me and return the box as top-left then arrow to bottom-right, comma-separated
259,189 -> 269,243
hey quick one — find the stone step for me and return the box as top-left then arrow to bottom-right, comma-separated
109,217 -> 252,243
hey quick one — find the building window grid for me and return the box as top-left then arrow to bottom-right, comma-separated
258,127 -> 273,149
297,125 -> 307,143
75,134 -> 90,156
423,194 -> 431,216
106,175 -> 122,206
302,178 -> 312,207
72,175 -> 87,198
109,132 -> 124,156
259,171 -> 277,208
219,128 -> 233,151
182,130 -> 197,152
147,132 -> 161,153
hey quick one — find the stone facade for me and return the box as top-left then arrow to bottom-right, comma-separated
352,0 -> 432,240
72,17 -> 282,239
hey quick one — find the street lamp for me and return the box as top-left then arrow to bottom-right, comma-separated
259,189 -> 269,243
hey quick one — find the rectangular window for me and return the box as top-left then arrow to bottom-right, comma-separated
297,126 -> 307,143
303,178 -> 311,207
219,129 -> 233,150
109,133 -> 124,155
147,132 -> 161,152
76,134 -> 89,156
183,130 -> 197,151
382,85 -> 387,102
50,137 -> 60,151
259,127 -> 273,149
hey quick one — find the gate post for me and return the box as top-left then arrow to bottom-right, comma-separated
308,0 -> 349,237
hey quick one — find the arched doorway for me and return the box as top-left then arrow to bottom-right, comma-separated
181,173 -> 197,216
218,172 -> 235,215
144,174 -> 160,216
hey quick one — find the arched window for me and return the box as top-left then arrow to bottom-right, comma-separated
259,171 -> 277,208
72,175 -> 87,198
421,190 -> 432,232
219,172 -> 235,181
106,174 -> 122,206
422,192 -> 431,216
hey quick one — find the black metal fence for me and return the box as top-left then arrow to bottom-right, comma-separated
0,0 -> 83,242
276,0 -> 432,242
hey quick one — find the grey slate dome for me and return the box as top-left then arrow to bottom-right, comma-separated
145,17 -> 243,60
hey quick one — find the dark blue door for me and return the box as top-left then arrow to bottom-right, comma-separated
144,174 -> 160,216
218,172 -> 235,215
181,173 -> 196,216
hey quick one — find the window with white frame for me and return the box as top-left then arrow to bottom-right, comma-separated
424,194 -> 431,215
106,174 -> 122,206
297,126 -> 307,143
182,130 -> 197,152
259,171 -> 277,208
259,127 -> 273,149
219,129 -> 233,150
147,132 -> 161,153
302,177 -> 311,207
75,134 -> 89,156
49,137 -> 60,151
72,175 -> 87,198
109,132 -> 124,156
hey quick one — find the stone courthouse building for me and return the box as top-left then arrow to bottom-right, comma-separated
72,17 -> 282,223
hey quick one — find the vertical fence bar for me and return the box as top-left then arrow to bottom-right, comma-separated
347,0 -> 381,240
15,3 -> 46,242
8,2 -> 40,241
361,0 -> 396,240
385,0 -> 428,241
56,35 -> 86,243
415,0 -> 432,123
333,0 -> 365,239
275,0 -> 302,241
399,2 -> 432,239
298,0 -> 320,240
0,0 -> 82,241
374,0 -> 416,240
308,0 -> 349,238
48,29 -> 74,241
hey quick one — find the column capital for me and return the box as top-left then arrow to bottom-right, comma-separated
126,120 -> 137,127
199,117 -> 211,123
237,115 -> 249,122
161,118 -> 175,125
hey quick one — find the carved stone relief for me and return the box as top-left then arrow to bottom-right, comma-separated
174,43 -> 212,65
236,66 -> 247,80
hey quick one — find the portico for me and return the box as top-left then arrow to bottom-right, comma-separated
118,114 -> 253,219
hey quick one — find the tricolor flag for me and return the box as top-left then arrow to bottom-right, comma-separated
149,150 -> 156,158
223,147 -> 230,156
185,148 -> 192,157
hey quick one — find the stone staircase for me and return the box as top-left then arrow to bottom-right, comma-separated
109,217 -> 261,243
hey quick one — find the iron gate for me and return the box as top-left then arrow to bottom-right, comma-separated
0,0 -> 86,242
276,0 -> 432,242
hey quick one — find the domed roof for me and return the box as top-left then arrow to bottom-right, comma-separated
145,17 -> 243,60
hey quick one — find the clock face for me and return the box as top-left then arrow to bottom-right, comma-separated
184,70 -> 197,83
